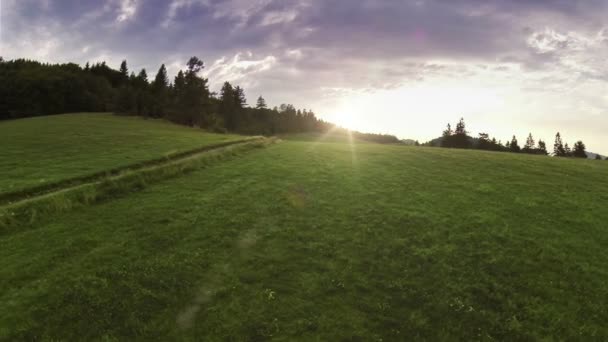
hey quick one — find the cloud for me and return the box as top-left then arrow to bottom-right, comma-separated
205,52 -> 277,89
115,0 -> 138,22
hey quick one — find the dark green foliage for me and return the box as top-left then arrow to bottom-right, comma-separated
256,96 -> 267,109
0,57 -> 401,143
595,154 -> 602,160
553,132 -> 566,157
572,140 -> 587,158
537,140 -> 548,155
509,135 -> 521,153
440,118 -> 472,149
0,59 -> 114,119
522,133 -> 535,153
149,64 -> 169,118
564,143 -> 572,156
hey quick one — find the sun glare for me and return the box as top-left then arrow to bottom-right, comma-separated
325,82 -> 506,141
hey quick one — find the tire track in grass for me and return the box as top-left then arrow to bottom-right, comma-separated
0,137 -> 278,233
0,137 -> 262,206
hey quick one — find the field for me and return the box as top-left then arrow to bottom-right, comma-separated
0,113 -> 242,197
1,116 -> 608,340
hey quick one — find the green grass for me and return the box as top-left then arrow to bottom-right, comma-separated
1,139 -> 607,340
0,137 -> 273,231
0,113 -> 242,195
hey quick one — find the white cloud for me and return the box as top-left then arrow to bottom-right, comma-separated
205,52 -> 277,89
115,0 -> 138,22
260,10 -> 298,26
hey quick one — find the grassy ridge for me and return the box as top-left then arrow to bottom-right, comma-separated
1,140 -> 607,340
0,136 -> 261,206
0,137 -> 274,232
0,113 -> 242,194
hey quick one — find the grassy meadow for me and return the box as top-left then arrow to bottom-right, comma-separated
0,113 -> 242,196
1,122 -> 608,340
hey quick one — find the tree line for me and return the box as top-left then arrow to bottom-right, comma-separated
429,118 -> 603,159
0,57 -> 400,143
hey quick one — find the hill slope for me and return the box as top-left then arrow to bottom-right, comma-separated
0,113 -> 242,195
1,138 -> 607,340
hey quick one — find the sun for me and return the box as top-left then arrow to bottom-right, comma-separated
331,111 -> 360,131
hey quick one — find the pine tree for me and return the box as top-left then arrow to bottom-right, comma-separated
452,117 -> 471,148
553,132 -> 566,157
233,86 -> 246,108
84,62 -> 90,71
564,143 -> 571,156
136,69 -> 148,85
523,133 -> 535,152
153,64 -> 168,89
537,140 -> 548,155
440,123 -> 453,147
595,154 -> 602,160
175,56 -> 210,126
119,60 -> 129,85
220,82 -> 236,130
151,64 -> 169,117
120,60 -> 128,75
256,96 -> 267,109
455,118 -> 467,135
572,141 -> 587,158
509,135 -> 521,153
442,123 -> 453,137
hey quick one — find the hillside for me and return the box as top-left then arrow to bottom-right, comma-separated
0,113 -> 243,196
1,118 -> 607,340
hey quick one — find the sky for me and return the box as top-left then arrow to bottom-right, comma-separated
1,0 -> 607,153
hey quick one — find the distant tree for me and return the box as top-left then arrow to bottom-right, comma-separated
119,60 -> 128,75
234,86 -> 246,108
119,60 -> 129,85
172,56 -> 210,126
151,64 -> 169,117
564,143 -> 572,157
219,82 -> 236,130
455,118 -> 466,135
554,132 -> 566,157
523,133 -> 535,153
415,140 -> 420,146
84,62 -> 90,71
572,141 -> 587,158
595,154 -> 602,160
256,96 -> 267,109
153,64 -> 168,88
187,56 -> 204,73
133,69 -> 150,116
136,69 -> 148,85
509,135 -> 521,153
537,140 -> 548,155
452,118 -> 471,148
478,133 -> 489,149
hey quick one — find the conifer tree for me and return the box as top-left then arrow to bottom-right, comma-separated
510,135 -> 521,153
256,96 -> 267,109
554,132 -> 566,156
537,140 -> 548,155
151,64 -> 169,117
572,141 -> 587,158
523,133 -> 535,152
